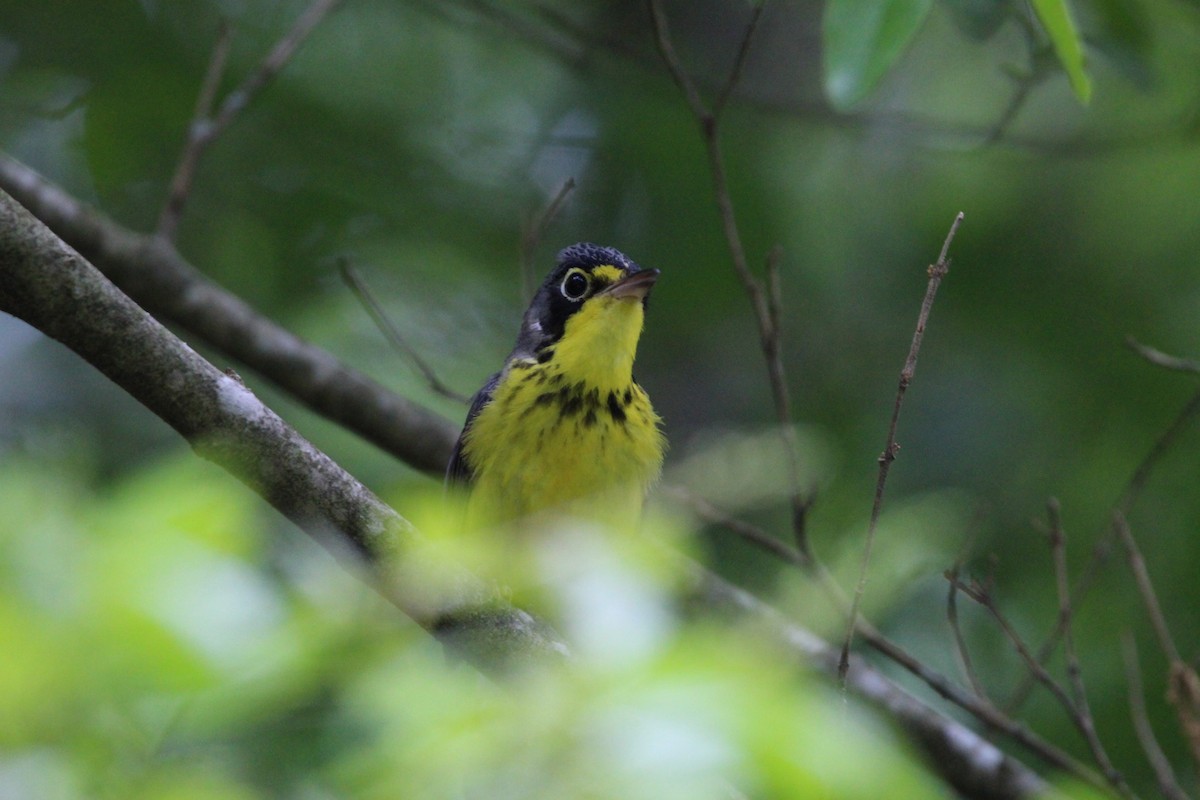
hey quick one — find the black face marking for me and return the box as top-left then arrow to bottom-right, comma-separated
623,388 -> 632,405
511,243 -> 648,360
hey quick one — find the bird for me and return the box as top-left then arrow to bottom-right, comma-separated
447,243 -> 664,530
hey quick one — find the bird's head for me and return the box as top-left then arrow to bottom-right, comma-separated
513,244 -> 658,387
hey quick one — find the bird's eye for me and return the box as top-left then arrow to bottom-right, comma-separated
560,269 -> 590,301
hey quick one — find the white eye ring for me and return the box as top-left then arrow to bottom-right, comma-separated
560,269 -> 590,301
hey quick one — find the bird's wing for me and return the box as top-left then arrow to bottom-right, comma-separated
445,371 -> 500,488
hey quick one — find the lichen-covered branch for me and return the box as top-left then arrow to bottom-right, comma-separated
0,152 -> 459,476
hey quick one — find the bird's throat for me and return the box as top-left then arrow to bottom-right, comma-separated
546,296 -> 644,393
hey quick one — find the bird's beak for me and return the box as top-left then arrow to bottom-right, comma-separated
600,268 -> 659,300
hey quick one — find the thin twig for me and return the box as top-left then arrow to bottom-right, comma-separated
1113,511 -> 1200,765
1126,337 -> 1200,375
661,485 -> 805,567
647,0 -> 812,560
520,177 -> 576,302
1046,499 -> 1128,797
339,260 -> 469,404
667,484 -> 1110,789
946,561 -> 989,700
1170,664 -> 1200,774
1121,632 -> 1193,800
1112,512 -> 1180,664
1008,385 -> 1200,712
953,576 -> 1134,798
158,21 -> 234,239
0,151 -> 460,475
852,588 -> 1105,789
838,212 -> 963,681
712,1 -> 767,118
212,0 -> 342,135
157,0 -> 342,238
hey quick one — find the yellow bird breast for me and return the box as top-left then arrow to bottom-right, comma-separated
462,295 -> 664,529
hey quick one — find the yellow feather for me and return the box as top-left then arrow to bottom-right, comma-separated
461,292 -> 664,530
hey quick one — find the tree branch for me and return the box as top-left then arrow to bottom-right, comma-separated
840,212 -> 962,679
0,152 -> 459,476
159,0 -> 343,238
688,566 -> 1051,800
647,0 -> 812,558
0,186 -> 562,674
338,258 -> 470,404
0,185 -> 1052,800
1121,632 -> 1192,800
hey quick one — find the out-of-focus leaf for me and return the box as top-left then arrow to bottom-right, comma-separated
822,0 -> 934,109
1030,0 -> 1092,103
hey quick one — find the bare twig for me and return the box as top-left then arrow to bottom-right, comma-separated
0,187 -> 567,675
1121,633 -> 1192,800
661,484 -> 805,567
158,21 -> 234,239
683,562 -> 1053,800
946,561 -> 989,700
1008,382 -> 1200,712
1126,337 -> 1200,375
953,575 -> 1133,797
647,0 -> 812,559
520,177 -> 576,301
338,260 -> 470,404
211,0 -> 342,139
4,180 -> 1060,797
712,1 -> 766,118
1171,664 -> 1200,773
157,0 -> 342,237
666,485 -> 1109,789
1112,512 -> 1179,664
0,152 -> 459,475
839,212 -> 963,681
1046,500 -> 1128,797
1114,512 -> 1200,766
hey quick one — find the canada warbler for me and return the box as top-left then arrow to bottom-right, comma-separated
447,243 -> 664,529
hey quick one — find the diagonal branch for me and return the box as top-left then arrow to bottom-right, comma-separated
0,186 -> 563,674
839,212 -> 963,680
158,0 -> 343,238
339,259 -> 470,404
647,0 -> 812,558
1121,633 -> 1192,800
952,574 -> 1132,797
1046,500 -> 1131,797
1,181 -> 1053,800
666,485 -> 1103,790
1008,357 -> 1200,713
0,152 -> 459,475
1114,512 -> 1200,767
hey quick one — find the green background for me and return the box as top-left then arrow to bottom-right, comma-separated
1,0 -> 1198,796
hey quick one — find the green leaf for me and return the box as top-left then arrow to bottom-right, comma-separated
1030,0 -> 1093,103
822,0 -> 934,110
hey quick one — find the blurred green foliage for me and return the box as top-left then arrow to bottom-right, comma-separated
0,455 -> 952,798
2,0 -> 1200,795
